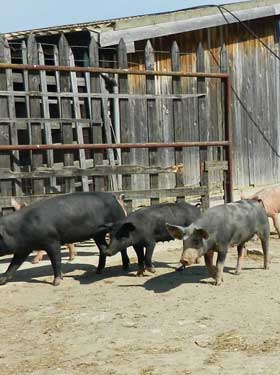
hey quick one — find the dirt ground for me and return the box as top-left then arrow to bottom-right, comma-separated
1,189 -> 280,375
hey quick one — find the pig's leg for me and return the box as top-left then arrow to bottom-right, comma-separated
95,231 -> 130,273
94,233 -> 108,273
120,249 -> 130,271
67,243 -> 76,261
204,250 -> 215,279
259,232 -> 270,270
32,250 -> 45,264
95,243 -> 106,274
215,249 -> 228,286
45,243 -> 63,286
144,243 -> 156,273
236,244 -> 245,275
0,250 -> 31,285
271,214 -> 280,238
134,245 -> 145,276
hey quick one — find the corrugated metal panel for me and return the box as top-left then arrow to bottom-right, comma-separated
99,4 -> 280,46
3,0 -> 280,43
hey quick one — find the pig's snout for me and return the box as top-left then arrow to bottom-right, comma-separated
180,257 -> 190,266
180,248 -> 199,266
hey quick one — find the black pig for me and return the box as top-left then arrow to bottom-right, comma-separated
0,192 -> 129,286
103,202 -> 201,276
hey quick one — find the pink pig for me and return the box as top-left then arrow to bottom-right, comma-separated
241,185 -> 280,238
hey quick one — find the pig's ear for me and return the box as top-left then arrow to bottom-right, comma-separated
193,227 -> 209,240
116,222 -> 135,238
95,223 -> 114,236
166,223 -> 188,240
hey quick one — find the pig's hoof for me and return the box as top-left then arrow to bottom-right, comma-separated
122,263 -> 130,271
53,277 -> 62,286
145,266 -> 156,274
136,269 -> 145,277
214,279 -> 222,286
0,276 -> 8,285
176,264 -> 185,272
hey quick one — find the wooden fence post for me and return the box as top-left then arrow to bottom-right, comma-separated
145,40 -> 159,205
38,43 -> 56,192
171,41 -> 184,201
2,37 -> 21,196
69,47 -> 89,191
197,42 -> 209,209
88,34 -> 105,191
158,44 -> 175,201
118,38 -> 131,193
27,34 -> 44,195
0,36 -> 12,202
59,33 -> 75,193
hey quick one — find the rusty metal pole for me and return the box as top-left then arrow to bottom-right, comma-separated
0,62 -> 229,79
0,141 -> 229,152
225,76 -> 233,202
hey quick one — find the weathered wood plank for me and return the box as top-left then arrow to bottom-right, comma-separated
205,160 -> 228,171
0,163 -> 185,179
171,41 -> 184,193
69,47 -> 89,191
145,40 -> 159,204
38,43 -> 56,192
118,38 -> 132,193
88,35 -> 105,191
0,36 -> 13,197
27,34 -> 44,195
100,76 -> 118,191
0,89 -> 206,100
130,97 -> 150,207
158,60 -> 176,198
197,42 -> 209,209
3,38 -> 21,195
0,184 -> 209,209
58,33 -> 75,193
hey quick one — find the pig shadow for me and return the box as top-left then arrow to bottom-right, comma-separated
140,265 -> 238,293
6,262 -> 94,285
0,249 -> 98,265
3,257 -> 142,286
73,260 -> 176,285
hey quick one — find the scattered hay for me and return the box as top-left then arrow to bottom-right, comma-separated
213,330 -> 280,355
245,249 -> 263,261
213,330 -> 247,352
247,338 -> 280,355
140,366 -> 158,375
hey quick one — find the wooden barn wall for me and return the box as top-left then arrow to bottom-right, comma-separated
128,16 -> 280,188
0,15 -> 278,208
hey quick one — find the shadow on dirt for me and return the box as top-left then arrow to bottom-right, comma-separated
0,256 -> 265,288
141,263 -> 267,293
